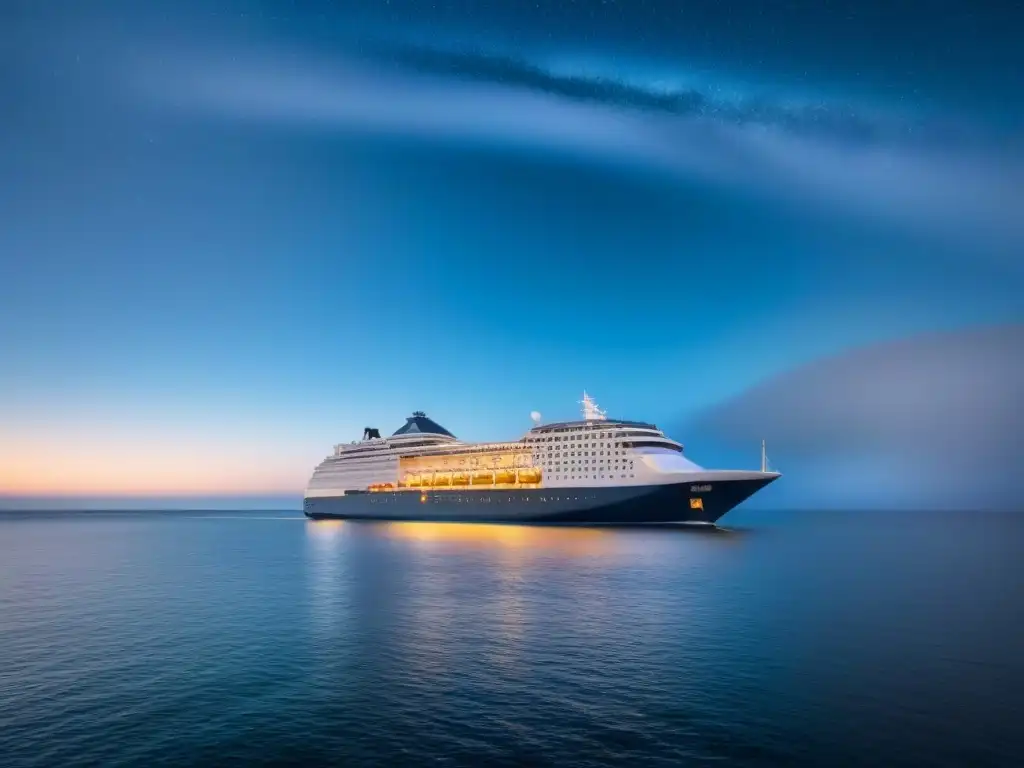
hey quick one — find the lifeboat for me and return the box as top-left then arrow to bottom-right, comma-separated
432,473 -> 452,487
452,472 -> 470,486
495,469 -> 516,484
471,471 -> 494,485
518,468 -> 541,484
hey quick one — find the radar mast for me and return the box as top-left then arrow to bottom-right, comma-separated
580,391 -> 607,421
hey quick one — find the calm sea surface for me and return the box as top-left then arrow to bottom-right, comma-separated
1,509 -> 1022,767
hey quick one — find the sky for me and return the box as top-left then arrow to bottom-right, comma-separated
2,1 -> 1022,508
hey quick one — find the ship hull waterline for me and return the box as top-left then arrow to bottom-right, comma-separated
304,476 -> 776,526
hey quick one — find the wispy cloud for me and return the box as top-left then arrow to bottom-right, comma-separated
371,45 -> 950,145
131,41 -> 1024,257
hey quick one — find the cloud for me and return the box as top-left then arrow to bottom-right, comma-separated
371,45 -> 939,144
131,42 -> 1024,257
692,325 -> 1024,509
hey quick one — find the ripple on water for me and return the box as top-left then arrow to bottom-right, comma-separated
0,510 -> 1022,767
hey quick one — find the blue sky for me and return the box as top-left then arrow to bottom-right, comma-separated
2,1 -> 1022,507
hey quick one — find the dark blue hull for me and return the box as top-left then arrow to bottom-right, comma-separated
304,476 -> 776,526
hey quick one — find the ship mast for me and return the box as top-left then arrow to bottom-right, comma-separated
580,391 -> 607,421
761,439 -> 767,473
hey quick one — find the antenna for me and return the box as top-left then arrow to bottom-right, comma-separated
579,391 -> 607,421
761,439 -> 768,473
530,411 -> 542,426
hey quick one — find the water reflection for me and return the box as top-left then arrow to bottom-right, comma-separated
304,520 -> 349,642
3,511 -> 1022,766
302,518 -> 750,711
378,521 -> 617,558
364,522 -> 722,680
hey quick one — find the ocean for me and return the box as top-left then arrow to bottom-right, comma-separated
1,508 -> 1021,767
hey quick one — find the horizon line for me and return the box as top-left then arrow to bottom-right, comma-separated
0,491 -> 305,498
1,506 -> 1020,515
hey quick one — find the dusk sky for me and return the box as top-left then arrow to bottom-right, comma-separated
2,1 -> 1022,508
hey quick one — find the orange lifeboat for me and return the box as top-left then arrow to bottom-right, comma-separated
495,469 -> 516,484
433,473 -> 452,487
471,471 -> 494,485
518,468 -> 541,484
452,472 -> 470,486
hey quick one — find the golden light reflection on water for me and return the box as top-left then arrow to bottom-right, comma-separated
491,552 -> 528,666
380,521 -> 618,558
306,519 -> 346,537
305,519 -> 348,640
301,519 -> 734,680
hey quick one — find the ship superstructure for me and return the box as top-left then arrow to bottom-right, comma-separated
304,394 -> 779,525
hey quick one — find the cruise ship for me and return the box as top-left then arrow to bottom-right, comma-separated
303,393 -> 780,525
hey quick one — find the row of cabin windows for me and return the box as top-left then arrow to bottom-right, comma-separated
531,438 -> 673,452
539,450 -> 628,458
541,458 -> 634,466
537,440 -> 626,453
541,459 -> 635,479
553,474 -> 634,480
526,430 -> 658,443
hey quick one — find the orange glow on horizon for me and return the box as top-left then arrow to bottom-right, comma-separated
0,437 -> 311,496
0,463 -> 304,495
